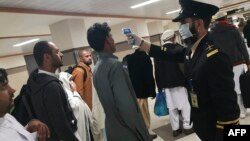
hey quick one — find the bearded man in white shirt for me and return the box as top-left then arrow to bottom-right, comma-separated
0,68 -> 50,141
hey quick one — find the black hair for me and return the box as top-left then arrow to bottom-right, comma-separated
87,22 -> 111,52
33,41 -> 52,67
78,48 -> 92,57
0,68 -> 8,84
247,19 -> 250,24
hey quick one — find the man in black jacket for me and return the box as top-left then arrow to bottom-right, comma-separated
127,0 -> 240,141
27,41 -> 78,141
154,29 -> 193,137
126,49 -> 156,136
211,12 -> 250,119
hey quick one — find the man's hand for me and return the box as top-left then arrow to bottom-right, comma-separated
26,119 -> 50,141
69,80 -> 77,92
127,33 -> 151,52
127,33 -> 142,46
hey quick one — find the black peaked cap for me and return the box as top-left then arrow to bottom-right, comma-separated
173,0 -> 219,22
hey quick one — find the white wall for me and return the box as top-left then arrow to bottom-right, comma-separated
0,55 -> 26,69
0,55 -> 29,96
1,19 -> 178,96
147,21 -> 164,36
8,70 -> 29,97
166,22 -> 180,31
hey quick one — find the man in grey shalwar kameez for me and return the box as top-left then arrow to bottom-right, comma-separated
87,22 -> 152,141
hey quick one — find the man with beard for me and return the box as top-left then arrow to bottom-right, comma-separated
72,48 -> 93,110
0,68 -> 50,141
88,22 -> 151,141
127,0 -> 240,141
154,29 -> 193,137
27,41 -> 79,141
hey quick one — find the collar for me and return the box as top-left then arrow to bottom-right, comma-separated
0,113 -> 13,125
191,33 -> 207,58
78,62 -> 91,71
0,115 -> 4,125
97,52 -> 118,60
163,41 -> 173,45
78,62 -> 91,70
38,69 -> 58,78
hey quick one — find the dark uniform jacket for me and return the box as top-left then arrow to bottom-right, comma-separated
210,20 -> 250,66
149,34 -> 240,141
126,49 -> 156,98
27,69 -> 78,141
154,43 -> 185,89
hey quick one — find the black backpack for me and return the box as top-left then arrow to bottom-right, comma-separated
11,84 -> 36,126
65,65 -> 87,82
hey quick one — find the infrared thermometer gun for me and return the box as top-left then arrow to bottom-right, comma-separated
122,27 -> 137,48
122,27 -> 132,36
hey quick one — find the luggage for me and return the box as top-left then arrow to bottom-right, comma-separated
240,71 -> 250,108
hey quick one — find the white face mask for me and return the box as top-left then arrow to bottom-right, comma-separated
179,23 -> 193,40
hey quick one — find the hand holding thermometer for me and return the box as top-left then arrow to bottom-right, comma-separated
122,27 -> 138,48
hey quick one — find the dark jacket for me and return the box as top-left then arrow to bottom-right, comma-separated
210,20 -> 250,66
149,34 -> 240,141
154,43 -> 185,89
243,20 -> 250,47
126,49 -> 156,98
27,69 -> 78,141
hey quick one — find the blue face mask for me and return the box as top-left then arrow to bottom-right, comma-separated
179,23 -> 193,40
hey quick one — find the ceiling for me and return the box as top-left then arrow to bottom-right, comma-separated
0,0 -> 250,57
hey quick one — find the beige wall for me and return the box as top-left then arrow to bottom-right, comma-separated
0,55 -> 29,96
0,55 -> 26,69
8,69 -> 29,97
166,22 -> 180,31
1,19 -> 175,95
147,21 -> 164,36
111,19 -> 149,43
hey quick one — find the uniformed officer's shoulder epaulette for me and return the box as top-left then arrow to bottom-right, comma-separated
160,46 -> 167,52
206,42 -> 219,58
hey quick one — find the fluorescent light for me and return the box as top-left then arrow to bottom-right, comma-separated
130,0 -> 161,9
166,9 -> 181,15
13,38 -> 40,47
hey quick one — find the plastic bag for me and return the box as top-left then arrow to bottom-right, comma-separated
154,90 -> 168,116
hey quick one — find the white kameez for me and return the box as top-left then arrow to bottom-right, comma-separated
233,64 -> 247,115
59,72 -> 93,141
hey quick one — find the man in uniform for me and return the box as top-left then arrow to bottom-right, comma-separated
127,0 -> 240,140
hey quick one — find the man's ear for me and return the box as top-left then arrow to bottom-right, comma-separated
43,53 -> 51,63
44,53 -> 50,59
104,36 -> 109,46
